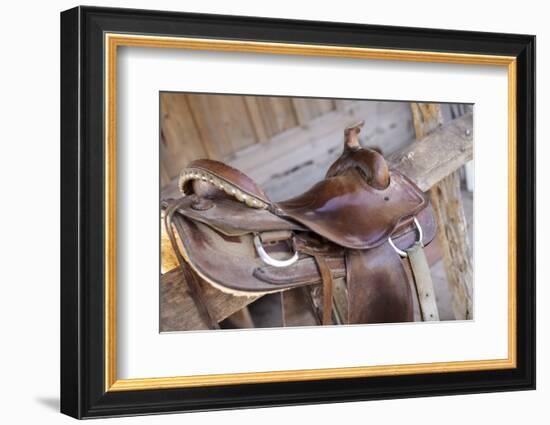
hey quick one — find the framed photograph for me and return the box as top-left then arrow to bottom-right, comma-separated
60,6 -> 535,419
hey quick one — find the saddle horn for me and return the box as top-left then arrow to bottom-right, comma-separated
326,121 -> 390,190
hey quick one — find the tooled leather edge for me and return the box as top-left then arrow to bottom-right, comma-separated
180,159 -> 271,204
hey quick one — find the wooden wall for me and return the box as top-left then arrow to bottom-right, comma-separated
160,93 -> 336,187
160,93 -> 466,200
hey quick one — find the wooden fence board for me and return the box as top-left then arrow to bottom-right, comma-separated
243,96 -> 269,144
185,94 -> 258,158
160,268 -> 258,332
292,98 -> 335,125
256,97 -> 298,137
160,94 -> 207,178
389,112 -> 473,191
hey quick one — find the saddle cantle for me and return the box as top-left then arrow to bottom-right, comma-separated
165,121 -> 437,328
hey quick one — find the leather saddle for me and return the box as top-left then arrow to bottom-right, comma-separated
164,122 -> 437,329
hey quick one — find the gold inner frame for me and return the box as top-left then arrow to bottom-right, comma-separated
104,33 -> 517,392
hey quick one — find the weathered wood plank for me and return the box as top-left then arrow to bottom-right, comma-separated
389,112 -> 473,192
160,268 -> 258,332
214,96 -> 258,154
243,96 -> 269,144
407,103 -> 473,320
430,172 -> 474,319
332,278 -> 349,324
224,307 -> 255,329
292,98 -> 335,125
182,95 -> 222,160
185,94 -> 258,159
256,97 -> 298,137
160,94 -> 207,182
160,157 -> 172,189
407,102 -> 444,322
411,102 -> 443,138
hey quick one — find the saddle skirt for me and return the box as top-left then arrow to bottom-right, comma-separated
165,123 -> 437,326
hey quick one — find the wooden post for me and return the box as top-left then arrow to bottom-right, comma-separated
430,172 -> 474,319
410,103 -> 473,320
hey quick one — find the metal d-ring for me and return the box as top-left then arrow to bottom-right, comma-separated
253,234 -> 299,268
388,217 -> 423,258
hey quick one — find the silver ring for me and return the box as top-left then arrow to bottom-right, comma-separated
254,234 -> 299,268
388,217 -> 423,258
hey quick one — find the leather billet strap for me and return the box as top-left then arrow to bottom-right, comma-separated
163,199 -> 220,330
407,244 -> 439,321
313,255 -> 334,326
388,213 -> 439,321
291,234 -> 340,325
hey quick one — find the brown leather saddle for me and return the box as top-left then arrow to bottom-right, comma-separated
164,123 -> 437,329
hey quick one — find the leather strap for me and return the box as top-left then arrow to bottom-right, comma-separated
407,244 -> 439,321
164,199 -> 220,330
313,255 -> 334,325
346,242 -> 414,324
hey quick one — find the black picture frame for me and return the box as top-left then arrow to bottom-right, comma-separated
60,5 -> 535,419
